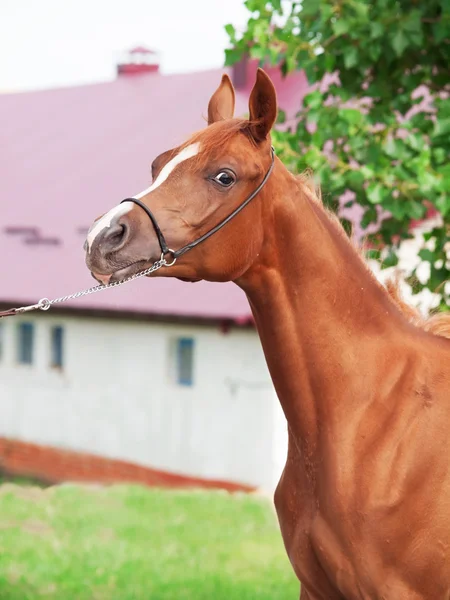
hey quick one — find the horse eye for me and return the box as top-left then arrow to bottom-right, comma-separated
214,171 -> 235,187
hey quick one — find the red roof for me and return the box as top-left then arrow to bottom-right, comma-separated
0,63 -> 308,322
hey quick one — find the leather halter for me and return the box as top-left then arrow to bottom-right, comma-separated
121,146 -> 275,262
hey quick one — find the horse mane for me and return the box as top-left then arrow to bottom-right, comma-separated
384,279 -> 450,339
298,172 -> 450,341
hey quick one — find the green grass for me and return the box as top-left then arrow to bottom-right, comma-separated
0,483 -> 299,599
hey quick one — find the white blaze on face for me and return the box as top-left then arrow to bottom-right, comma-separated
135,142 -> 200,198
86,142 -> 200,252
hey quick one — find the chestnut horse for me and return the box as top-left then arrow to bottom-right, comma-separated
85,69 -> 450,599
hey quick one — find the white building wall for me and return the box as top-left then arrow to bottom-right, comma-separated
0,313 -> 286,490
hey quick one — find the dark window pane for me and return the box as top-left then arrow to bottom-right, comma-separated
177,338 -> 194,386
17,322 -> 34,365
51,326 -> 64,368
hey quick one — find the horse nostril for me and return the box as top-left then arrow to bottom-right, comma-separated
102,222 -> 130,252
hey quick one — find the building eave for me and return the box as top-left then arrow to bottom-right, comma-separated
0,300 -> 255,329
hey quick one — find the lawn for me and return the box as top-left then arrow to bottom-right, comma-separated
0,483 -> 299,599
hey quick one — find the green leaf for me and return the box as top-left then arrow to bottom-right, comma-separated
324,53 -> 335,71
340,108 -> 363,125
436,98 -> 450,119
351,2 -> 369,20
366,248 -> 381,261
406,133 -> 425,152
433,148 -> 447,165
433,20 -> 449,44
344,46 -> 358,69
436,195 -> 450,216
244,0 -> 265,11
284,52 -> 297,72
370,22 -> 384,39
383,247 -> 400,268
432,118 -> 450,139
253,21 -> 269,40
419,249 -> 435,263
304,90 -> 323,109
368,44 -> 382,61
347,169 -> 365,189
404,10 -> 422,34
367,183 -> 385,204
225,23 -> 236,41
428,267 -> 448,292
361,206 -> 378,228
328,84 -> 352,102
312,129 -> 326,147
437,163 -> 450,180
383,136 -> 396,157
332,19 -> 350,36
224,48 -> 243,65
405,200 -> 426,220
360,165 -> 375,178
300,0 -> 322,17
390,30 -> 408,56
321,4 -> 334,21
277,109 -> 286,124
250,46 -> 267,60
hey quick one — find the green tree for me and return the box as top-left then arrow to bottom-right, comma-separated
226,0 -> 450,306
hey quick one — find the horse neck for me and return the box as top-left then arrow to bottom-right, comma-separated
237,162 -> 407,451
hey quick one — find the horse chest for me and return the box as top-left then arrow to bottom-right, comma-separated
274,453 -> 348,599
275,460 -> 396,600
275,441 -> 450,600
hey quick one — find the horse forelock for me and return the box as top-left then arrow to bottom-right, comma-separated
179,118 -> 259,171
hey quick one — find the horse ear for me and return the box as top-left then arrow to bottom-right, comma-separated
248,68 -> 277,142
207,74 -> 236,125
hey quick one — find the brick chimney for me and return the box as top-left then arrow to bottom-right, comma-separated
117,47 -> 160,76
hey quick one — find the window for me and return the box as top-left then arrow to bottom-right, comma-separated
50,325 -> 64,369
17,322 -> 34,365
176,338 -> 195,386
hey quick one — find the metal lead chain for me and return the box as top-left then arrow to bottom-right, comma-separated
3,252 -> 176,318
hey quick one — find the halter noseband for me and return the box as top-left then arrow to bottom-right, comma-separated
121,146 -> 275,263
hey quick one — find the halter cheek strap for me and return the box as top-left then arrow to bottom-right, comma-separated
121,146 -> 275,263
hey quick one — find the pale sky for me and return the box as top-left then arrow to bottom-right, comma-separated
0,0 -> 249,92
